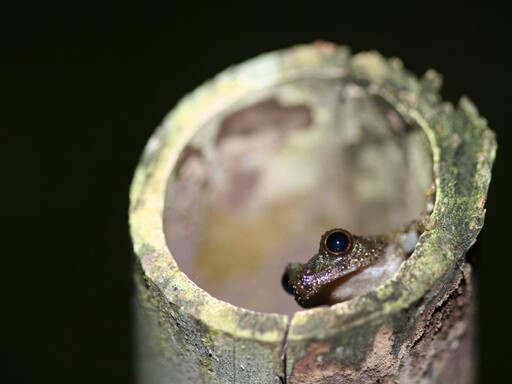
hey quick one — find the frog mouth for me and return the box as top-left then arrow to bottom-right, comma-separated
284,261 -> 364,308
295,265 -> 370,308
309,269 -> 366,306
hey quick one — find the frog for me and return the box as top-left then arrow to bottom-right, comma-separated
282,188 -> 435,308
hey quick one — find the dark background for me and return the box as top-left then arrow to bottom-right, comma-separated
2,2 -> 510,383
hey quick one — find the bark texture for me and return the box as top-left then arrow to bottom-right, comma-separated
130,42 -> 496,383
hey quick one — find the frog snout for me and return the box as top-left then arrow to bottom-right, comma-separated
281,270 -> 295,295
282,263 -> 305,295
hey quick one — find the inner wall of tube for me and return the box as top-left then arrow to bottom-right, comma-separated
163,79 -> 433,315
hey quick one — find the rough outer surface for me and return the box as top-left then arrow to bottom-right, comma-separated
129,42 -> 496,383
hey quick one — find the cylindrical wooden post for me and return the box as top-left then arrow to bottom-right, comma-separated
130,42 -> 495,383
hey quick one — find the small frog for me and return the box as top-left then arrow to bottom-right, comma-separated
282,189 -> 434,308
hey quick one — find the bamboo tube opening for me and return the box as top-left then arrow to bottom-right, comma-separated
163,78 -> 433,314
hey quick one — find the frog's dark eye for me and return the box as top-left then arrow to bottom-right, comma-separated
324,229 -> 353,255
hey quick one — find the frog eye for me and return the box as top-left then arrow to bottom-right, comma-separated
324,229 -> 353,255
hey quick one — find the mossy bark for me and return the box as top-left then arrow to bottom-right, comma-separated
130,43 -> 496,383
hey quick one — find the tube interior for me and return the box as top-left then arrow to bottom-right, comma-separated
164,79 -> 433,314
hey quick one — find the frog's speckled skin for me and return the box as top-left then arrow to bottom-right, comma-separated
285,231 -> 389,307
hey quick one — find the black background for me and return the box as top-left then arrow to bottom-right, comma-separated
2,2 -> 511,383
